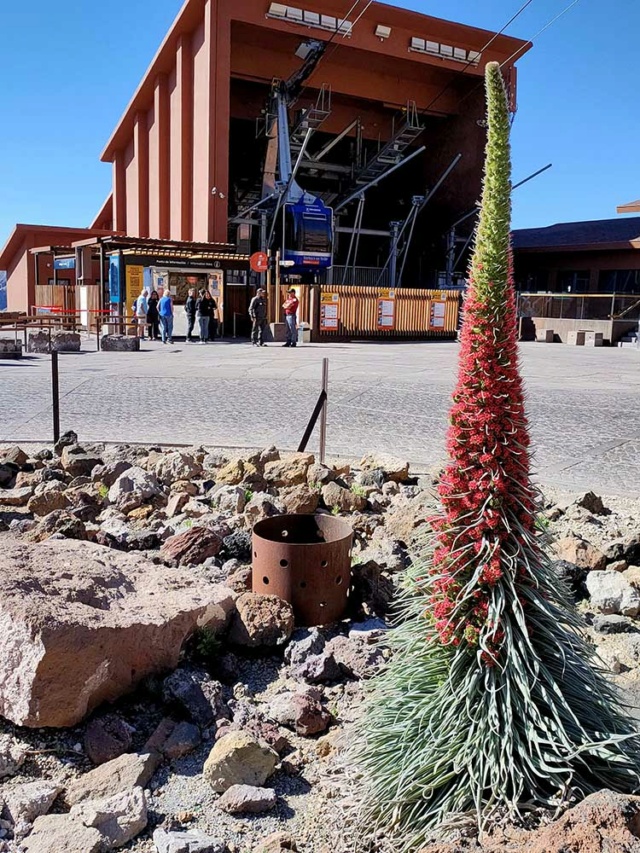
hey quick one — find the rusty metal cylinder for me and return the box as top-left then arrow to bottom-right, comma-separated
252,513 -> 353,627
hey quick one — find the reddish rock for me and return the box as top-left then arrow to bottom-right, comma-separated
229,593 -> 294,648
84,714 -> 133,765
280,484 -> 320,515
0,538 -> 235,727
161,526 -> 223,565
267,691 -> 331,736
554,535 -> 607,572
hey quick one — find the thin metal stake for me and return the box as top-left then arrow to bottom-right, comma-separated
51,351 -> 60,443
319,357 -> 328,464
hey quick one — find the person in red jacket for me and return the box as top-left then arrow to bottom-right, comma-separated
282,288 -> 299,348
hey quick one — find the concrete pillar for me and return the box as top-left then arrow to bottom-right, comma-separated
205,0 -> 230,244
172,35 -> 194,241
134,111 -> 150,238
154,74 -> 171,239
113,149 -> 127,233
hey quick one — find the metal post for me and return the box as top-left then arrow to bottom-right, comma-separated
51,351 -> 60,443
319,357 -> 328,464
260,212 -> 268,292
389,222 -> 401,289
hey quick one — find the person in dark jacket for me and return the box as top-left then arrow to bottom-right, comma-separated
249,288 -> 267,346
195,289 -> 211,343
146,291 -> 160,340
185,288 -> 197,342
206,292 -> 220,341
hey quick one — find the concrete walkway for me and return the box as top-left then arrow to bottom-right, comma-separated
1,338 -> 639,496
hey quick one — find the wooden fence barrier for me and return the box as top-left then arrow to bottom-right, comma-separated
312,285 -> 461,340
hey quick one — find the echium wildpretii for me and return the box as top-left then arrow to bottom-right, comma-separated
428,60 -> 535,663
350,62 -> 640,853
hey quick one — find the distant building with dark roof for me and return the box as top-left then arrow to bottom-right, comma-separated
512,216 -> 640,294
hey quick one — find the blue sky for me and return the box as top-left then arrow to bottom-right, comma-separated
0,0 -> 638,249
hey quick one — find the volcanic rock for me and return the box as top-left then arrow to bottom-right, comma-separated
0,538 -> 235,727
216,784 -> 276,815
586,570 -> 640,617
66,752 -> 156,806
360,452 -> 409,482
202,731 -> 278,793
554,535 -> 607,572
229,593 -> 294,647
161,526 -> 223,565
152,827 -> 228,853
69,786 -> 147,848
84,714 -> 133,765
263,453 -> 314,487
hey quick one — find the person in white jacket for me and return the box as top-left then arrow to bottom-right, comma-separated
134,289 -> 148,338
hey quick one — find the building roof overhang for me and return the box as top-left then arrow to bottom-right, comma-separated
617,199 -> 640,214
70,235 -> 250,266
100,0 -> 531,162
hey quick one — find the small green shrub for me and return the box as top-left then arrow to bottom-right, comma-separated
350,483 -> 367,498
97,483 -> 109,499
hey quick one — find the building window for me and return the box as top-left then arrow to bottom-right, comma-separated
556,270 -> 590,293
598,270 -> 640,293
47,278 -> 71,286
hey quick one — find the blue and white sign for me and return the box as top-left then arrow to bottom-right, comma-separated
54,257 -> 75,270
108,255 -> 121,304
0,271 -> 7,311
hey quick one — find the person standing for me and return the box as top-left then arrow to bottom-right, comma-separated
146,291 -> 160,340
158,289 -> 174,344
185,288 -> 197,342
134,289 -> 148,338
282,287 -> 299,348
249,288 -> 268,347
195,289 -> 210,343
206,291 -> 220,341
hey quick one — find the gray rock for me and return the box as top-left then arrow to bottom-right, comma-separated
0,734 -> 27,778
321,481 -> 366,513
358,468 -> 386,489
3,781 -> 62,838
66,752 -> 157,806
153,827 -> 227,853
586,571 -> 640,617
108,467 -> 162,513
216,784 -> 277,815
360,453 -> 409,482
211,486 -> 246,515
592,614 -> 638,635
292,651 -> 342,684
348,617 -> 388,643
23,813 -> 103,853
100,334 -> 140,352
284,628 -> 325,668
0,463 -> 16,487
3,446 -> 29,468
70,786 -> 147,849
155,452 -> 202,486
325,634 -> 385,679
0,485 -> 34,507
163,722 -> 201,760
221,530 -> 252,561
162,667 -> 228,726
244,492 -> 284,526
92,461 -> 132,488
27,481 -> 69,516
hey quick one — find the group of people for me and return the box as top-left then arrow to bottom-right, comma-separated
249,287 -> 299,348
133,289 -> 175,343
132,287 -> 219,344
132,284 -> 299,348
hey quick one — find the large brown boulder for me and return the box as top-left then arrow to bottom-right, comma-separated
229,593 -> 294,647
0,538 -> 235,728
554,535 -> 607,572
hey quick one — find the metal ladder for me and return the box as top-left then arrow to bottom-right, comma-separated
354,101 -> 423,186
290,85 -> 332,158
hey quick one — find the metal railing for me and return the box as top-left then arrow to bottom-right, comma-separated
517,292 -> 640,322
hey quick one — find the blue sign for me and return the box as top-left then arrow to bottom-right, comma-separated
108,255 -> 121,304
0,271 -> 6,311
54,257 -> 75,270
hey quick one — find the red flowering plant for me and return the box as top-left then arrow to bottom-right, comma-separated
351,62 -> 640,853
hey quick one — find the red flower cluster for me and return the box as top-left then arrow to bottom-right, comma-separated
426,266 -> 539,661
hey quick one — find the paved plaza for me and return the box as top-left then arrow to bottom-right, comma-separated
1,338 -> 639,496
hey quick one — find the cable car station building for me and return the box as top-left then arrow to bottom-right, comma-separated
1,0 -> 529,335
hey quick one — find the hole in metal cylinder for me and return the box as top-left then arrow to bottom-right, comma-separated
263,576 -> 270,585
336,576 -> 343,585
319,601 -> 327,608
321,560 -> 328,568
254,551 -> 258,558
300,581 -> 307,589
282,530 -> 289,538
280,559 -> 289,568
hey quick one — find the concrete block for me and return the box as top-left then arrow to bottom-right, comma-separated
27,330 -> 81,354
584,331 -> 603,347
567,330 -> 586,346
0,338 -> 22,359
100,335 -> 140,352
536,328 -> 555,343
268,322 -> 287,343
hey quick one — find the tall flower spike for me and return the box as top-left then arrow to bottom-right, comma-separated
350,61 -> 640,853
